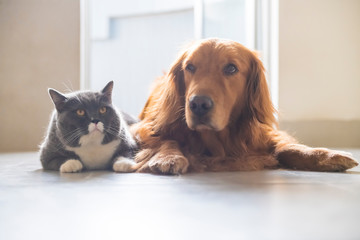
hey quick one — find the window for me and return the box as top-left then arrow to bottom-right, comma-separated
81,0 -> 278,116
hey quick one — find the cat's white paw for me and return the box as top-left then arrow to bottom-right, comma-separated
113,157 -> 135,173
60,159 -> 83,173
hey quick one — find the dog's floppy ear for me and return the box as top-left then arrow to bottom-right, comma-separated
137,49 -> 188,137
154,50 -> 187,127
166,51 -> 186,99
245,53 -> 276,126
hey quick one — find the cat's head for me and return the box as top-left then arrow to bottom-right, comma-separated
48,81 -> 120,147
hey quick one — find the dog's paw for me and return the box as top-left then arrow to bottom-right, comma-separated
262,155 -> 280,169
113,157 -> 136,173
318,150 -> 358,172
60,159 -> 83,173
144,154 -> 189,175
278,145 -> 358,172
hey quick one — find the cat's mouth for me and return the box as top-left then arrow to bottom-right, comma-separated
88,122 -> 104,133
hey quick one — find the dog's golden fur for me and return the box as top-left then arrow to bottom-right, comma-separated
132,38 -> 358,174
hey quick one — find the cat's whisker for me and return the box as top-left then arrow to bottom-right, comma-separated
105,126 -> 119,133
63,128 -> 86,146
52,129 -> 85,151
62,129 -> 83,139
106,126 -> 119,132
61,127 -> 85,137
62,81 -> 75,94
104,128 -> 118,137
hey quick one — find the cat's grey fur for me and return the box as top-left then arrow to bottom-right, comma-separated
40,81 -> 138,173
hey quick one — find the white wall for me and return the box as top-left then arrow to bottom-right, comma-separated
0,0 -> 80,152
279,0 -> 360,121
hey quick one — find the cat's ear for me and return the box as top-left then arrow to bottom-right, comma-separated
101,81 -> 114,103
48,88 -> 68,112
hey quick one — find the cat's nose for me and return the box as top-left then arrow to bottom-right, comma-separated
91,119 -> 100,124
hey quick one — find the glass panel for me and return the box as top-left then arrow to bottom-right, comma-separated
203,0 -> 249,47
90,10 -> 194,116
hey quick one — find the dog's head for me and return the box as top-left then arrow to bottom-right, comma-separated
166,38 -> 275,132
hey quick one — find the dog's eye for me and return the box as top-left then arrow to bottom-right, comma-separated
224,64 -> 238,75
185,64 -> 196,73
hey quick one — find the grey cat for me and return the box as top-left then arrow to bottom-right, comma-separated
40,81 -> 138,173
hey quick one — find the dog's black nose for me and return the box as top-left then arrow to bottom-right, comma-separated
189,95 -> 214,116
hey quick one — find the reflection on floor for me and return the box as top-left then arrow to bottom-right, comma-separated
1,150 -> 360,240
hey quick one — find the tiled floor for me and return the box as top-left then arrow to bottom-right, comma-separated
1,150 -> 360,240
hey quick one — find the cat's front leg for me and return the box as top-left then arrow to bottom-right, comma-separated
113,156 -> 136,173
60,159 -> 83,173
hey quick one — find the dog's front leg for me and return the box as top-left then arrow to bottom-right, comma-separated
136,140 -> 189,174
200,154 -> 279,172
275,144 -> 358,172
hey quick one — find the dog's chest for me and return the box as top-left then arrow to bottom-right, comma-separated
66,133 -> 121,170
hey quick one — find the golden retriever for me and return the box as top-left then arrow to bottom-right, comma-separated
131,38 -> 358,174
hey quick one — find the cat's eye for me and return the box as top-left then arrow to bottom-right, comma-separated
76,109 -> 85,116
224,63 -> 238,75
99,107 -> 107,114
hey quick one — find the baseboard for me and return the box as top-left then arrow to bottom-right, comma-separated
279,120 -> 360,148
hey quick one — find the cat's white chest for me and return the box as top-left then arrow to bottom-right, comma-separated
66,132 -> 120,170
